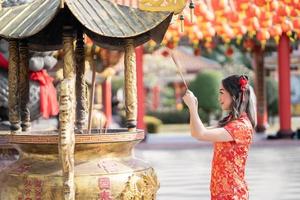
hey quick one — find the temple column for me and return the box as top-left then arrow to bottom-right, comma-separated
124,40 -> 137,131
136,46 -> 145,130
102,76 -> 112,127
8,39 -> 20,132
174,82 -> 182,110
277,33 -> 293,138
75,29 -> 87,133
59,25 -> 76,200
19,40 -> 30,132
252,45 -> 268,133
152,85 -> 160,111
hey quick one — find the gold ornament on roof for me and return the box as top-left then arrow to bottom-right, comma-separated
139,0 -> 187,14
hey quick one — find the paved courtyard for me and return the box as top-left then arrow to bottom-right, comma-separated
136,134 -> 300,200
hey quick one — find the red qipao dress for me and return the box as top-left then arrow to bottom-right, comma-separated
210,113 -> 253,200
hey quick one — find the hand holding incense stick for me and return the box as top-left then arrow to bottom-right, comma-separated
170,52 -> 189,91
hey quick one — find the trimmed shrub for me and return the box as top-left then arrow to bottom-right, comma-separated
144,116 -> 162,133
266,77 -> 278,117
189,70 -> 223,125
147,109 -> 189,124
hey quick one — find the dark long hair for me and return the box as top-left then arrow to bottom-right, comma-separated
218,75 -> 257,128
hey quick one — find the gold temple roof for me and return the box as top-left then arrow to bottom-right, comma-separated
66,0 -> 170,38
0,0 -> 172,50
0,0 -> 60,39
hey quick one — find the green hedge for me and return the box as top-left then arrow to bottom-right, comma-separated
147,110 -> 189,124
147,108 -> 211,124
144,116 -> 162,133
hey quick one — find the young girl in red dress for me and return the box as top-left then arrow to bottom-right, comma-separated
183,75 -> 257,200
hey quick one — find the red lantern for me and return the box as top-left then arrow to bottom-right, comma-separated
293,18 -> 300,30
259,12 -> 272,28
223,24 -> 234,39
211,0 -> 227,11
227,12 -> 239,24
278,4 -> 290,16
161,50 -> 170,57
204,11 -> 215,21
166,41 -> 175,49
243,39 -> 254,50
235,25 -> 247,35
194,48 -> 201,56
184,18 -> 193,27
235,0 -> 249,11
271,0 -> 279,11
254,0 -> 266,7
268,25 -> 282,37
256,29 -> 270,41
246,4 -> 260,18
281,19 -> 293,33
195,3 -> 208,16
272,15 -> 283,25
225,46 -> 234,57
290,9 -> 299,18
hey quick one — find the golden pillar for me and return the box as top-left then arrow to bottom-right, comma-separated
124,40 -> 137,131
60,25 -> 75,200
75,29 -> 87,133
8,39 -> 20,132
19,40 -> 31,131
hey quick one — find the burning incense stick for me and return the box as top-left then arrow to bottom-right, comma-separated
87,58 -> 97,135
170,52 -> 189,91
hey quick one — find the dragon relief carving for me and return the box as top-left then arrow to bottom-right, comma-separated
119,168 -> 159,200
139,0 -> 187,14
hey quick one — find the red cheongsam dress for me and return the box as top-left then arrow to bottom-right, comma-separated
210,113 -> 253,200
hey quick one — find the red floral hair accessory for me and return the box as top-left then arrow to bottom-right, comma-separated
239,76 -> 248,92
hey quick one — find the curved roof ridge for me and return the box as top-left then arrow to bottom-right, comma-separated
0,0 -> 60,39
65,0 -> 171,38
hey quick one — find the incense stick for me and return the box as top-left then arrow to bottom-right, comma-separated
170,52 -> 189,91
87,59 -> 97,135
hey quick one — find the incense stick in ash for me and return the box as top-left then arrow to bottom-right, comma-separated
170,52 -> 189,91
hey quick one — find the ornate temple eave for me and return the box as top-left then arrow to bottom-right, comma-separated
0,0 -> 60,39
84,13 -> 173,50
66,0 -> 171,38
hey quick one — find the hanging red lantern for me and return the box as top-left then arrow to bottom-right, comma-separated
194,48 -> 201,56
211,0 -> 227,11
272,15 -> 283,25
256,29 -> 270,47
270,0 -> 279,11
166,41 -> 175,49
243,39 -> 254,51
254,0 -> 266,7
194,3 -> 207,17
277,4 -> 290,17
259,12 -> 272,28
161,50 -> 170,57
257,29 -> 270,41
235,25 -> 247,35
184,18 -> 193,27
281,19 -> 293,33
204,11 -> 215,21
246,4 -> 261,18
290,8 -> 299,18
293,18 -> 300,31
223,24 -> 234,39
293,18 -> 300,35
268,25 -> 282,37
235,0 -> 249,11
225,46 -> 234,57
227,12 -> 239,24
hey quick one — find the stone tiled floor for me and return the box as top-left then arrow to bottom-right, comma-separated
136,134 -> 300,200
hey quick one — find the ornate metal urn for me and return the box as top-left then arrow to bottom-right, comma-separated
0,0 -> 184,199
0,129 -> 158,199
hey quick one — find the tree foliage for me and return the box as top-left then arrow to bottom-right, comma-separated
189,70 -> 223,123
